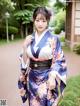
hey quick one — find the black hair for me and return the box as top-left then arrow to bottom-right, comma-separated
33,7 -> 52,21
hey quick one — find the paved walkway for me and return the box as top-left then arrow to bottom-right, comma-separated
0,40 -> 80,106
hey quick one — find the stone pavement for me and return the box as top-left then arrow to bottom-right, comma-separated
0,40 -> 80,106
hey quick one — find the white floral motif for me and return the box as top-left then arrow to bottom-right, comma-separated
48,38 -> 55,49
31,97 -> 40,106
37,82 -> 47,98
19,88 -> 26,96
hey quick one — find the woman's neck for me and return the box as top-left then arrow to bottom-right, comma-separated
36,31 -> 43,36
36,29 -> 48,36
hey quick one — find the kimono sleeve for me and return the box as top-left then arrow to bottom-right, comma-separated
51,36 -> 67,85
19,49 -> 29,73
18,51 -> 28,103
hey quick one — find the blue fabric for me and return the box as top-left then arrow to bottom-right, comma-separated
18,80 -> 28,103
18,30 -> 67,105
31,31 -> 52,58
51,37 -> 67,76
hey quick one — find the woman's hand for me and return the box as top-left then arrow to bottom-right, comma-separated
22,35 -> 33,63
19,72 -> 27,82
23,35 -> 33,48
47,77 -> 56,90
47,71 -> 56,90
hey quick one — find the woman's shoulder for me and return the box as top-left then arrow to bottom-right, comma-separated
48,31 -> 59,41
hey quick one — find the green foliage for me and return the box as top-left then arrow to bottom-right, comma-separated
54,9 -> 66,34
8,26 -> 18,34
14,10 -> 33,24
0,26 -> 18,37
59,75 -> 80,106
60,36 -> 65,42
13,0 -> 49,24
0,0 -> 49,37
13,0 -> 49,37
25,0 -> 49,7
54,26 -> 61,34
6,14 -> 19,27
53,0 -> 66,13
73,44 -> 80,55
0,0 -> 14,18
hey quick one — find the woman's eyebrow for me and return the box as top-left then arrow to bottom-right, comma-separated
36,18 -> 46,20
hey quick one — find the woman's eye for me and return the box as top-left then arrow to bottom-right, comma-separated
35,20 -> 39,22
43,20 -> 46,22
35,19 -> 46,22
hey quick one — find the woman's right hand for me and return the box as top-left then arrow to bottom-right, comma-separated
22,35 -> 33,64
19,72 -> 27,82
23,35 -> 33,48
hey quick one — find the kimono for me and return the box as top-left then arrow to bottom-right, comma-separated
18,29 -> 67,106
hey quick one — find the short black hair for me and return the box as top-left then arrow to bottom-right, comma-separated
33,7 -> 52,21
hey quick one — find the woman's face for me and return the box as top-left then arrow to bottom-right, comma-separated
34,14 -> 48,33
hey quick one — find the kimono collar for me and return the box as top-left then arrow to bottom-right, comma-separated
35,29 -> 49,46
31,29 -> 51,58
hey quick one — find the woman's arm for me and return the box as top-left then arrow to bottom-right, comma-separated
22,35 -> 33,63
19,35 -> 33,72
48,36 -> 67,90
51,37 -> 67,84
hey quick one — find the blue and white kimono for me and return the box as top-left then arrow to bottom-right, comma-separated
18,29 -> 67,106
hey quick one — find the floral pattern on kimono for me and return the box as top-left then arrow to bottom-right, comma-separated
18,29 -> 67,106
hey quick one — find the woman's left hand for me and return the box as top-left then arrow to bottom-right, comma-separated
47,77 -> 56,90
19,72 -> 26,82
47,71 -> 57,90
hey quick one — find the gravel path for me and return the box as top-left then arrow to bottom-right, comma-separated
0,40 -> 80,106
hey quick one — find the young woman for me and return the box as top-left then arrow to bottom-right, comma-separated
18,7 -> 67,106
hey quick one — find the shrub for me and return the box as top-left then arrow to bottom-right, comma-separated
73,44 -> 80,55
60,36 -> 65,42
8,26 -> 18,34
0,26 -> 18,39
53,9 -> 66,34
54,26 -> 61,34
0,26 -> 18,34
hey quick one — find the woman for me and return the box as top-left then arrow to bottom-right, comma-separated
18,7 -> 67,106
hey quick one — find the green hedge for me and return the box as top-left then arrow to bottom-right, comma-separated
54,26 -> 61,34
0,26 -> 18,38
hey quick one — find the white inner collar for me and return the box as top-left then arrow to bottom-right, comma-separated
33,29 -> 49,53
35,29 -> 49,46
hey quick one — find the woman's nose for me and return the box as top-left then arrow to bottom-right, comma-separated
39,21 -> 42,25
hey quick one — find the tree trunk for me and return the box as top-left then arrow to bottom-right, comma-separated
20,22 -> 24,38
25,24 -> 28,37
